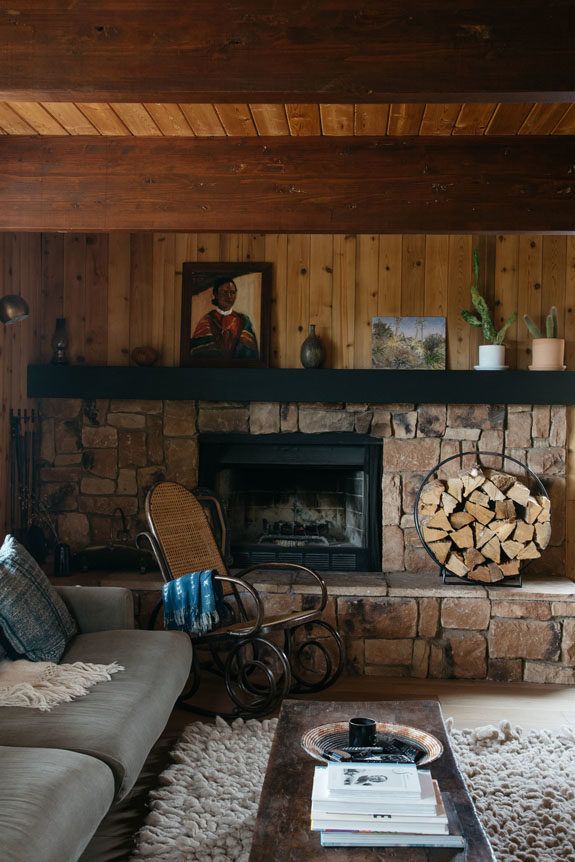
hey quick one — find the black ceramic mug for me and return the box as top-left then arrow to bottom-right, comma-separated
349,717 -> 377,747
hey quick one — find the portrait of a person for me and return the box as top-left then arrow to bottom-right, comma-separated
189,277 -> 259,361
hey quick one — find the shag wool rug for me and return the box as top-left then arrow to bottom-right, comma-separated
131,717 -> 575,862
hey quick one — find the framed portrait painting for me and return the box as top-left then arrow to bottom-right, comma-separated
180,262 -> 272,367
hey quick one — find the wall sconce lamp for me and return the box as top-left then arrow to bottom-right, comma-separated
0,295 -> 29,325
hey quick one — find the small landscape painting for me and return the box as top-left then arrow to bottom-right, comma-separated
371,316 -> 447,370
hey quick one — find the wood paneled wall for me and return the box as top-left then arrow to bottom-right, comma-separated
1,231 -> 575,570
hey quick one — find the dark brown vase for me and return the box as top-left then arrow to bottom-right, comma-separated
300,324 -> 325,368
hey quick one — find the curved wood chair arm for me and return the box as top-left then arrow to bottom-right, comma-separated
214,575 -> 265,638
234,561 -> 328,614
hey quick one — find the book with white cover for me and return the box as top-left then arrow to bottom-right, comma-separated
311,782 -> 448,834
312,767 -> 438,817
327,762 -> 421,799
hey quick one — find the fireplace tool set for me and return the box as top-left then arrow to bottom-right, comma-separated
8,409 -> 46,560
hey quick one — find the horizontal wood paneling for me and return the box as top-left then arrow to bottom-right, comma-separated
0,2 -> 572,103
2,231 -> 575,572
1,136 -> 574,233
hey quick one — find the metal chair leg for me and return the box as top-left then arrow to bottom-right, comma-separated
285,621 -> 345,694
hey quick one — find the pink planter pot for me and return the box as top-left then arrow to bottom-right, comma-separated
530,338 -> 565,371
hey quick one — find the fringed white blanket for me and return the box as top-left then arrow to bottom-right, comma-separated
0,658 -> 124,711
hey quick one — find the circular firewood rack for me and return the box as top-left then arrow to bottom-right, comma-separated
414,450 -> 550,588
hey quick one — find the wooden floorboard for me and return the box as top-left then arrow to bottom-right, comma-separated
169,673 -> 575,731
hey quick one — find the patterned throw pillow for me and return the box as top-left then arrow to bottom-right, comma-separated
0,535 -> 77,662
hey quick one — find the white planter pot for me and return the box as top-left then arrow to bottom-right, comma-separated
477,344 -> 506,370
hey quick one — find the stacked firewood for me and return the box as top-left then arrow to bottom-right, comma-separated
418,467 -> 550,583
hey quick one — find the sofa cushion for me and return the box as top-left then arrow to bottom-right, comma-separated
0,628 -> 192,799
0,745 -> 115,862
0,535 -> 77,661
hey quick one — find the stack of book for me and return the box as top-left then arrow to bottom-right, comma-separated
311,762 -> 466,849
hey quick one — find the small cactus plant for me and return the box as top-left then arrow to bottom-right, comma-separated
524,306 -> 559,339
461,249 -> 517,345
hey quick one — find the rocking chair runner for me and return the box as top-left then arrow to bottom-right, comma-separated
137,481 -> 344,718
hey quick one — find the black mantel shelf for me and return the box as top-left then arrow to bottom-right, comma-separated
27,365 -> 575,405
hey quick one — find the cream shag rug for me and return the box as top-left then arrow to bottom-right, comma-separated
131,717 -> 575,862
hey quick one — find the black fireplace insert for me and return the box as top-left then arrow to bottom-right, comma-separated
198,433 -> 382,571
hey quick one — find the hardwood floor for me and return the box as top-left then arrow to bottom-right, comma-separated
169,673 -> 575,732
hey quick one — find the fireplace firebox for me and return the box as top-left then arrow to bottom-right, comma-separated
198,433 -> 382,571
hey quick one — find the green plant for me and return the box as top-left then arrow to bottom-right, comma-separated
524,306 -> 559,339
461,249 -> 517,345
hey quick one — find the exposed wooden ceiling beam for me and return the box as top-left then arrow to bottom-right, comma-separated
1,135 -> 573,233
0,1 -> 574,103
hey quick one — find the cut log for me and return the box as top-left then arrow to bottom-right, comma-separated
462,474 -> 485,497
468,490 -> 490,507
445,553 -> 469,578
482,479 -> 506,501
535,521 -> 551,549
495,499 -> 517,520
447,477 -> 464,503
465,501 -> 495,525
464,548 -> 486,569
441,492 -> 459,515
517,541 -> 541,560
536,503 -> 551,523
451,525 -> 474,549
470,563 -> 504,583
501,539 -> 524,560
489,472 -> 515,493
423,527 -> 449,543
426,510 -> 453,532
507,482 -> 531,507
525,498 -> 543,524
499,559 -> 521,578
475,524 -> 495,549
513,520 -> 535,544
429,539 -> 452,565
482,536 -> 502,564
490,519 -> 516,542
420,481 -> 445,507
419,502 -> 439,518
450,511 -> 474,530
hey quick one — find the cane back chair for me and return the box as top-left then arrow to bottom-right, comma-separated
137,481 -> 344,718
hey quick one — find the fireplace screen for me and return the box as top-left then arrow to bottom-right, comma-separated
199,434 -> 381,571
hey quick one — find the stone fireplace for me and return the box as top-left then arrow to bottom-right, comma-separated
38,398 -> 566,579
37,396 -> 575,684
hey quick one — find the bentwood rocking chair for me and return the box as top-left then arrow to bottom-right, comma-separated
137,481 -> 344,718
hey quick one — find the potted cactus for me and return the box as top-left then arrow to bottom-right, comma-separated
523,306 -> 565,370
461,249 -> 516,370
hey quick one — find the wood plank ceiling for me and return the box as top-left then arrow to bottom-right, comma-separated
0,102 -> 574,136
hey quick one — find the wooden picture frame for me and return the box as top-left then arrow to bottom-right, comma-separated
180,262 -> 272,368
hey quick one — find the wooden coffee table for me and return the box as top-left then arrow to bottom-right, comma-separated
249,699 -> 495,861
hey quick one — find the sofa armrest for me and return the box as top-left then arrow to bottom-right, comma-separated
56,586 -> 135,633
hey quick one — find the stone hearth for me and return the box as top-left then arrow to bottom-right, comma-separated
39,398 -> 566,578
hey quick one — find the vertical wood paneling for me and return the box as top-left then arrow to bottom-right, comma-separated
401,236 -> 426,315
424,235 -> 449,316
40,234 -> 64,363
517,236 -> 543,369
129,233 -> 154,361
63,234 -> 86,364
332,234 -> 356,369
266,233 -> 288,367
84,234 -> 108,364
309,235 -> 334,365
285,235 -> 311,367
354,235 -> 380,368
494,235 -> 520,369
107,233 -> 131,365
447,235 -> 473,369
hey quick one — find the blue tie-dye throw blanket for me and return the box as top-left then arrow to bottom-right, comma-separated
162,569 -> 220,636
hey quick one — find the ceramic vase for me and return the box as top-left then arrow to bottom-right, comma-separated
300,325 -> 325,368
476,344 -> 506,370
530,338 -> 565,371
